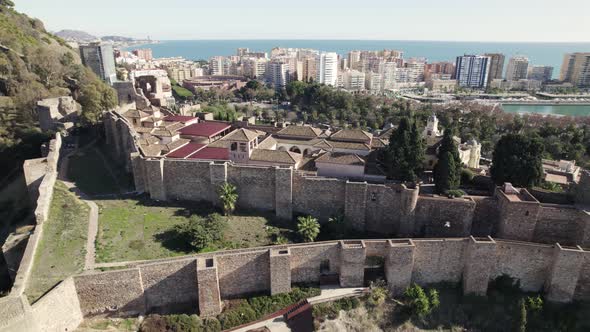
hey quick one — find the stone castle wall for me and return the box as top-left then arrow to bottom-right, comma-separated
68,237 -> 590,321
104,110 -> 590,247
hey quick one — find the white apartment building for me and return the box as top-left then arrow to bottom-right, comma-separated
348,50 -> 361,71
505,56 -> 530,81
455,55 -> 491,89
342,69 -> 366,91
380,62 -> 397,90
209,56 -> 227,75
266,60 -> 289,88
316,52 -> 338,86
243,58 -> 268,79
528,65 -> 554,82
365,72 -> 382,91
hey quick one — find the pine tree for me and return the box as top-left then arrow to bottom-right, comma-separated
434,126 -> 462,193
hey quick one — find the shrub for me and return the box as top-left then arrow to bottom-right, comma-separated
526,295 -> 543,312
174,213 -> 226,251
312,297 -> 360,320
444,189 -> 466,198
202,317 -> 221,332
366,281 -> 388,308
428,288 -> 440,309
140,314 -> 203,332
217,182 -> 238,216
296,215 -> 320,242
218,303 -> 257,330
461,168 -> 475,183
247,287 -> 321,318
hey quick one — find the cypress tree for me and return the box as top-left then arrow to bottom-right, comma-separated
434,126 -> 462,193
384,116 -> 424,182
491,134 -> 544,188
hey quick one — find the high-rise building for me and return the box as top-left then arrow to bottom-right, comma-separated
505,56 -> 529,81
348,50 -> 361,71
209,56 -> 225,75
79,42 -> 117,84
237,48 -> 249,56
301,56 -> 317,82
455,55 -> 490,89
484,53 -> 505,83
380,62 -> 397,90
315,52 -> 338,86
266,60 -> 289,89
528,65 -> 554,82
132,48 -> 153,61
560,53 -> 590,88
424,61 -> 456,81
404,59 -> 426,82
243,58 -> 268,79
341,69 -> 365,91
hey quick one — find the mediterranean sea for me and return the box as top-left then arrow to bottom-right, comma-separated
130,40 -> 590,78
501,104 -> 590,117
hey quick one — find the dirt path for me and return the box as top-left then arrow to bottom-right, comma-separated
58,139 -> 99,271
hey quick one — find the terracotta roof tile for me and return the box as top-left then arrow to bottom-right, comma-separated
276,125 -> 322,138
330,128 -> 373,141
315,152 -> 365,166
249,149 -> 301,165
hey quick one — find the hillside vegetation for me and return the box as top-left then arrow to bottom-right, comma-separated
0,0 -> 117,176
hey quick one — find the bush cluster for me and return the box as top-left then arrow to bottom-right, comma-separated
140,314 -> 220,332
174,213 -> 226,251
218,286 -> 320,330
403,284 -> 440,318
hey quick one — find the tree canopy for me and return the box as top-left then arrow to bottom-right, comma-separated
490,133 -> 544,188
434,126 -> 462,193
383,116 -> 425,182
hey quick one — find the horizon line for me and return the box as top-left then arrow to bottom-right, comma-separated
130,38 -> 590,44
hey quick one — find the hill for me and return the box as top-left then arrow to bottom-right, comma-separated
101,35 -> 134,42
54,29 -> 97,42
0,1 -> 117,176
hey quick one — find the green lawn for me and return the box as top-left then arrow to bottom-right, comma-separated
67,147 -> 120,196
95,196 -> 293,263
25,181 -> 89,302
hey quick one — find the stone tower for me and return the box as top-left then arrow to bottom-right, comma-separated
228,128 -> 259,163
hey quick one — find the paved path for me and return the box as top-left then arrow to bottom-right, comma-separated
231,286 -> 368,332
57,140 -> 100,271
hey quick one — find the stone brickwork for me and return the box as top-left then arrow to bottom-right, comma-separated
196,258 -> 222,317
104,110 -> 590,247
74,268 -> 146,317
7,237 -> 590,330
462,237 -> 497,295
385,240 -> 415,295
270,248 -> 291,295
140,260 -> 198,314
545,244 -> 586,303
31,277 -> 83,332
344,181 -> 368,231
339,241 -> 366,287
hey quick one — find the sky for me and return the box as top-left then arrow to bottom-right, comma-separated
15,0 -> 590,42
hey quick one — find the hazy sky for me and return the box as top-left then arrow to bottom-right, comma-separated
15,0 -> 590,42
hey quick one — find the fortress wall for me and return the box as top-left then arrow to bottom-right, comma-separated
74,268 -> 146,317
163,160 -> 215,202
411,239 -> 468,284
364,240 -> 392,257
365,185 -> 402,235
216,250 -> 270,298
11,134 -> 61,296
414,197 -> 475,237
289,243 -> 340,284
573,252 -> 590,301
140,259 -> 199,314
228,165 -> 275,211
496,190 -> 541,242
292,175 -> 345,220
31,277 -> 83,332
492,241 -> 554,292
533,205 -> 581,245
470,196 -> 500,236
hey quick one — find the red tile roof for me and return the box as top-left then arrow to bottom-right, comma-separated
179,122 -> 231,138
163,115 -> 198,123
166,143 -> 206,158
188,147 -> 229,160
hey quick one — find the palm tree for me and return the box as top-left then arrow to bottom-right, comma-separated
217,182 -> 238,216
296,216 -> 320,242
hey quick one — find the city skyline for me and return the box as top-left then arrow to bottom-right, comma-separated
16,0 -> 590,42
